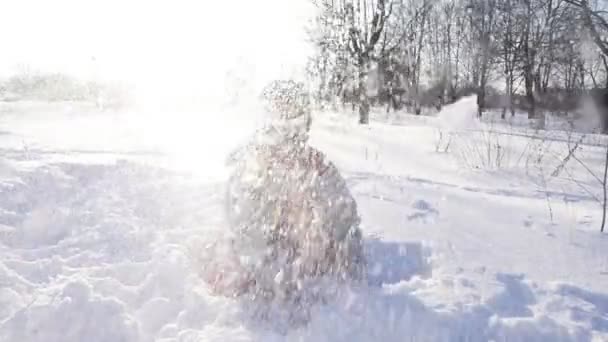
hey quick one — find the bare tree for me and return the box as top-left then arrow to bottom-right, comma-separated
308,0 -> 607,126
345,0 -> 394,123
466,0 -> 498,117
565,0 -> 608,232
496,0 -> 524,118
402,0 -> 431,114
565,0 -> 608,55
310,0 -> 394,123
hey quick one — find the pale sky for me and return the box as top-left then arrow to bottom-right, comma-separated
0,0 -> 315,102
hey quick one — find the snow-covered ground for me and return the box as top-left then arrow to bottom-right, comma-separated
1,99 -> 607,341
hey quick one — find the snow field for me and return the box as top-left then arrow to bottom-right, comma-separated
0,99 -> 607,340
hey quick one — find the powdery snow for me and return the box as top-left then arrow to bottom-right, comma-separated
0,100 -> 607,341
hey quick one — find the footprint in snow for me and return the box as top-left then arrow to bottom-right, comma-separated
407,199 -> 439,223
578,215 -> 593,225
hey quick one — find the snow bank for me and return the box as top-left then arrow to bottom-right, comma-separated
0,158 -> 604,341
1,280 -> 139,342
436,95 -> 480,131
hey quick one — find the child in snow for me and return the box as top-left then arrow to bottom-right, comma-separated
208,80 -> 366,309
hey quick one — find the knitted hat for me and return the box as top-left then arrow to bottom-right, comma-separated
259,80 -> 312,143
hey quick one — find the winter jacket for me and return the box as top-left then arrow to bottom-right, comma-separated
224,133 -> 366,301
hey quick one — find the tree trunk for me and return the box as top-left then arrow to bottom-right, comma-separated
524,66 -> 535,119
478,87 -> 485,118
602,56 -> 608,89
505,70 -> 515,118
602,141 -> 608,233
478,51 -> 489,118
358,63 -> 370,124
537,110 -> 545,130
503,61 -> 510,120
523,0 -> 535,120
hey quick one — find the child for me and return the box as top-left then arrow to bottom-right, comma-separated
210,80 -> 365,311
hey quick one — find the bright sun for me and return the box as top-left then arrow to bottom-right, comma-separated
0,0 -> 314,106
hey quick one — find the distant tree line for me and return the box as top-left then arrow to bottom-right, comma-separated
307,0 -> 608,130
0,71 -> 132,109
